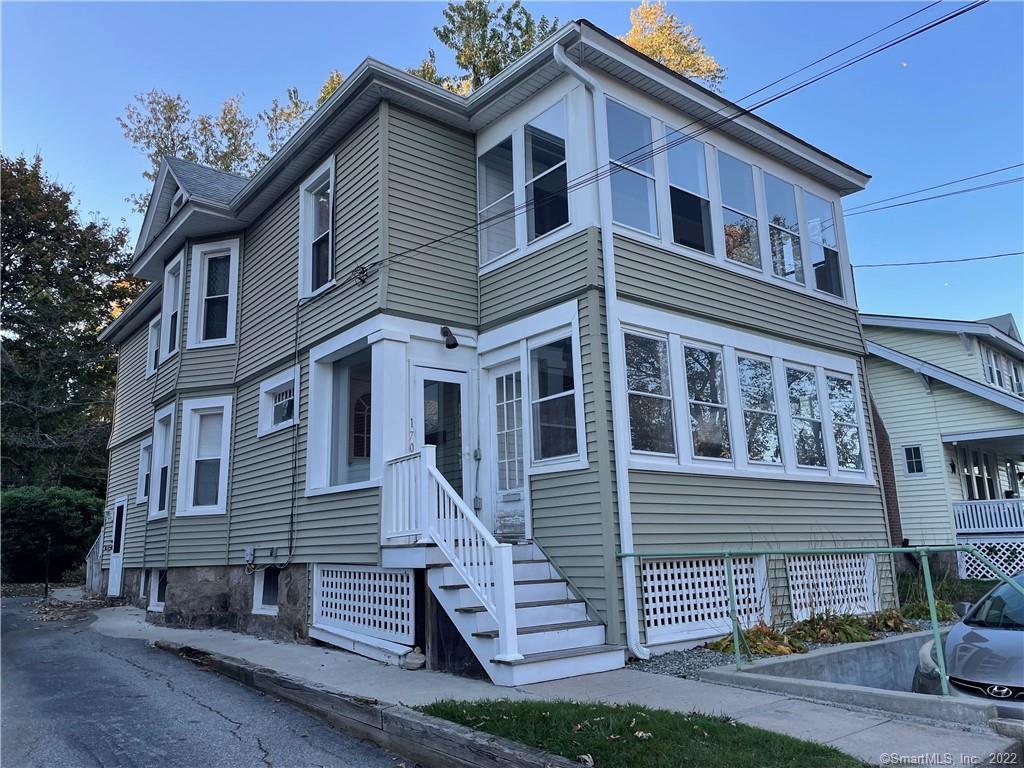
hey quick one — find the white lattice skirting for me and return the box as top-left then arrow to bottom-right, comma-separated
786,553 -> 879,621
640,556 -> 769,644
312,565 -> 415,645
957,537 -> 1024,579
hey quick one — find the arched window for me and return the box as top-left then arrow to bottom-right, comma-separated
351,393 -> 371,459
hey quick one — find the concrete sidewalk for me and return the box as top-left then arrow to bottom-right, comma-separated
90,604 -> 1017,765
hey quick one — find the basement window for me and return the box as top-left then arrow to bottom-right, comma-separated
148,569 -> 166,611
253,567 -> 280,616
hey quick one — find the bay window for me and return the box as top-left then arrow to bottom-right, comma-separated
718,152 -> 760,268
607,100 -> 658,234
299,157 -> 334,298
177,396 -> 232,515
525,102 -> 569,241
187,239 -> 239,348
667,136 -> 713,254
530,338 -> 578,461
765,173 -> 803,283
737,356 -> 781,464
805,191 -> 842,297
625,333 -> 675,454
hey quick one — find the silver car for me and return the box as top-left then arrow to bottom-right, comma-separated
913,573 -> 1024,717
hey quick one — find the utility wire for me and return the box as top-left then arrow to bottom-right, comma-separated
845,162 -> 1024,211
338,0 -> 989,286
853,251 -> 1023,268
845,176 -> 1023,217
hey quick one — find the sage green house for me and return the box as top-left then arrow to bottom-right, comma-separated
863,313 -> 1024,579
96,20 -> 895,686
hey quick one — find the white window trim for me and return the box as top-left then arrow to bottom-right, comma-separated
901,444 -> 927,477
624,330 -> 677,458
136,437 -> 153,505
175,395 -> 233,516
258,365 -> 300,437
159,251 -> 183,362
146,316 -> 161,378
479,300 -> 588,475
148,569 -> 165,612
618,300 -> 873,485
186,238 -> 240,349
298,156 -> 335,300
148,402 -> 176,521
252,568 -> 280,616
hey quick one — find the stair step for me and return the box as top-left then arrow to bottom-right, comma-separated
472,619 -> 602,639
455,599 -> 582,614
426,557 -> 550,569
438,577 -> 563,591
491,644 -> 626,666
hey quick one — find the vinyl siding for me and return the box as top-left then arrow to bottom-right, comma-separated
109,325 -> 154,448
383,106 -> 478,327
864,327 -> 985,384
480,228 -> 601,328
614,234 -> 865,355
176,239 -> 239,391
102,439 -> 143,569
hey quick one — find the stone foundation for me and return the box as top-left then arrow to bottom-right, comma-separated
143,564 -> 308,642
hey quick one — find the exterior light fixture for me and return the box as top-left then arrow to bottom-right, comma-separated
440,326 -> 459,350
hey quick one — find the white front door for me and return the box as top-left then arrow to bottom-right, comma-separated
413,367 -> 472,500
488,362 -> 529,541
106,496 -> 128,597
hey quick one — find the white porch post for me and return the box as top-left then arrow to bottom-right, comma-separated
371,330 -> 409,541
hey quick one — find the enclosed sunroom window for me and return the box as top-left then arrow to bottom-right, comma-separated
529,338 -> 578,461
625,333 -> 675,454
607,100 -> 658,234
765,173 -> 803,283
667,136 -> 712,254
524,102 -> 568,241
718,152 -> 760,269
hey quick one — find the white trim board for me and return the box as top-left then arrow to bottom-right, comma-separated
941,427 -> 1024,443
867,341 -> 1024,414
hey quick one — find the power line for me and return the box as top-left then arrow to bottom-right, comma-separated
845,176 -> 1023,216
340,0 -> 989,286
853,251 -> 1023,268
845,162 -> 1024,211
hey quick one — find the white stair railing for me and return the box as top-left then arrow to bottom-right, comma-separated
382,450 -> 428,542
953,499 -> 1024,534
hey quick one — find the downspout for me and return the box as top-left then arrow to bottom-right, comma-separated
553,42 -> 649,660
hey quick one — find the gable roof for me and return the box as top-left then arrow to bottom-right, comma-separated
164,156 -> 248,206
866,340 -> 1024,413
861,313 -> 1024,357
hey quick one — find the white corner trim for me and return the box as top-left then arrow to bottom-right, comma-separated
186,238 -> 240,349
867,341 -> 1024,414
175,395 -> 233,516
257,365 -> 300,438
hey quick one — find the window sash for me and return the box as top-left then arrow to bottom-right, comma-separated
625,333 -> 676,455
904,446 -> 924,474
529,338 -> 579,462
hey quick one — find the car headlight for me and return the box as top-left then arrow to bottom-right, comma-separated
918,639 -> 940,678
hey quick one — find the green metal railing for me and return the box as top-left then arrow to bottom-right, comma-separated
617,544 -> 1024,697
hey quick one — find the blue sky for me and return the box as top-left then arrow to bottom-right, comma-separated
3,1 -> 1021,325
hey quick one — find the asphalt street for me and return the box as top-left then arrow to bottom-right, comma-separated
1,597 -> 402,768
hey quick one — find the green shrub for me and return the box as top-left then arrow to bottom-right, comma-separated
705,622 -> 807,656
1,486 -> 103,583
902,599 -> 956,622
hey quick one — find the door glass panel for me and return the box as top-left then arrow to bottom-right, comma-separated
493,370 -> 525,540
423,380 -> 463,496
112,505 -> 125,554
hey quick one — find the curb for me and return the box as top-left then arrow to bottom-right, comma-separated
152,641 -> 577,768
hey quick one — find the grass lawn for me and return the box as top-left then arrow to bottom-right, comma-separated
419,699 -> 866,768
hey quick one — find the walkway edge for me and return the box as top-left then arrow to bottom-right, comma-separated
152,640 -> 577,768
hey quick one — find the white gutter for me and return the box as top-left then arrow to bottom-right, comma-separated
553,43 -> 649,660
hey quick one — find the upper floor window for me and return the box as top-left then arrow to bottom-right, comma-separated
160,253 -> 183,360
903,445 -> 925,475
607,100 -> 658,235
982,344 -> 1024,395
146,316 -> 161,377
298,157 -> 334,298
258,366 -> 300,437
525,102 -> 568,242
805,191 -> 842,297
765,173 -> 802,284
176,395 -> 232,515
479,138 -> 516,264
148,402 -> 175,520
718,152 -> 760,269
137,437 -> 153,505
667,136 -> 712,255
187,239 -> 239,348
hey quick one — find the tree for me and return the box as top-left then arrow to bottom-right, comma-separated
259,87 -> 313,163
409,0 -> 558,93
620,0 -> 726,90
1,154 -> 141,494
318,70 -> 345,106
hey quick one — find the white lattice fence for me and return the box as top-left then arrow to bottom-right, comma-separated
786,554 -> 879,621
957,537 -> 1024,579
313,565 -> 415,645
640,556 -> 769,644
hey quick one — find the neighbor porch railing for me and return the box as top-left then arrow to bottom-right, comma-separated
618,544 -> 1024,698
953,498 -> 1024,534
382,445 -> 521,661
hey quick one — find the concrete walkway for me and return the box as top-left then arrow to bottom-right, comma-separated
90,605 -> 1017,765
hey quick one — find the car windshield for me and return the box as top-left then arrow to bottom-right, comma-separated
965,576 -> 1024,630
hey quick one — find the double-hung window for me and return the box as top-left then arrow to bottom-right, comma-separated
137,438 -> 153,505
299,158 -> 334,298
805,191 -> 842,297
982,344 -> 1024,394
160,253 -> 183,360
529,338 -> 579,461
149,403 -> 175,520
607,100 -> 658,234
478,138 -> 516,264
177,396 -> 232,515
765,173 -> 803,283
258,366 -> 300,437
187,239 -> 238,348
904,445 -> 925,475
683,344 -> 731,459
666,135 -> 713,254
718,152 -> 761,269
737,356 -> 781,464
146,316 -> 161,377
786,366 -> 825,467
525,102 -> 569,242
625,333 -> 675,454
827,374 -> 864,470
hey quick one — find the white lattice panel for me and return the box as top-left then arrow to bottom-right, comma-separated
313,565 -> 415,645
641,556 -> 769,644
957,537 -> 1024,579
786,554 -> 879,621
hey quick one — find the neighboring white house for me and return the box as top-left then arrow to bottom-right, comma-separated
863,313 -> 1024,578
